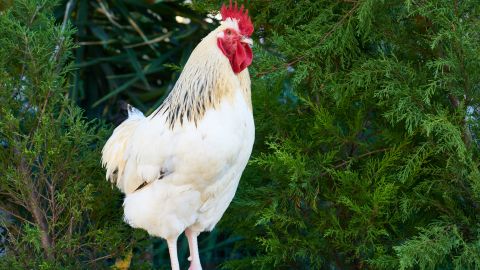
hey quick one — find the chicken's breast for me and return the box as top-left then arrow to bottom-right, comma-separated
121,87 -> 254,238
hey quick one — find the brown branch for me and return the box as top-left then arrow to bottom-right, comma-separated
0,206 -> 34,226
14,147 -> 53,259
0,190 -> 29,209
333,148 -> 390,170
85,254 -> 115,264
453,0 -> 459,16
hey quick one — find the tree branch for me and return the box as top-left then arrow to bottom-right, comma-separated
255,1 -> 360,78
334,148 -> 390,170
14,147 -> 53,259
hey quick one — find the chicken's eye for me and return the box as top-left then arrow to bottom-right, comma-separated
225,29 -> 232,35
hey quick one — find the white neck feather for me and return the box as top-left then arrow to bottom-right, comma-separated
151,28 -> 251,128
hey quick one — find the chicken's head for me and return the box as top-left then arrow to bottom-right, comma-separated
216,1 -> 254,74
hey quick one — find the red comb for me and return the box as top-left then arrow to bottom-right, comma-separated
220,1 -> 254,37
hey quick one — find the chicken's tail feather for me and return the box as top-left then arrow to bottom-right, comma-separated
102,104 -> 145,192
126,103 -> 144,120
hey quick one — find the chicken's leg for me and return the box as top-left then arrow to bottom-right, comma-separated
185,228 -> 202,270
167,237 -> 180,270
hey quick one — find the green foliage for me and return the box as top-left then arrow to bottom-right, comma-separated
0,0 -> 128,268
192,0 -> 480,269
58,0 -> 214,120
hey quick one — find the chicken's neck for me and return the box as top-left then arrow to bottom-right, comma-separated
151,42 -> 250,129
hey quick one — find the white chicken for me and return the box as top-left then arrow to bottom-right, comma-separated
101,2 -> 254,270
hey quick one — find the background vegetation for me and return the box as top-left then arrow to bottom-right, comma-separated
0,0 -> 125,268
1,0 -> 480,269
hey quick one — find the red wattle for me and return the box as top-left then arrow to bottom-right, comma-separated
218,38 -> 252,74
237,42 -> 252,72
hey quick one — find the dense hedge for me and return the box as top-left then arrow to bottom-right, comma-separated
0,0 -> 128,268
1,0 -> 479,269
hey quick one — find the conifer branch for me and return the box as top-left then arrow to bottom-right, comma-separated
0,206 -> 33,226
85,253 -> 115,264
333,148 -> 390,170
52,0 -> 75,67
256,1 -> 360,78
13,146 -> 53,259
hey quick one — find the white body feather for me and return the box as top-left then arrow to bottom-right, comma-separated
101,22 -> 254,240
122,90 -> 253,239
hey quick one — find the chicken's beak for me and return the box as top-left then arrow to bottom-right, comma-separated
241,36 -> 253,47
